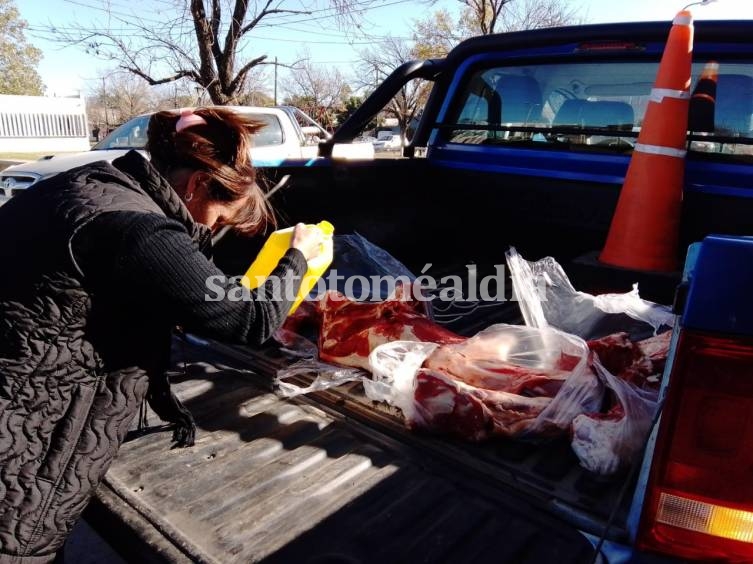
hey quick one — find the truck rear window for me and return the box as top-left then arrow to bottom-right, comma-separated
445,61 -> 753,159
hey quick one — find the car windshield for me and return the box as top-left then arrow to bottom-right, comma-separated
93,115 -> 151,150
91,111 -> 285,151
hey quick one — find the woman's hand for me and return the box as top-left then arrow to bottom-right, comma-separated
290,223 -> 325,261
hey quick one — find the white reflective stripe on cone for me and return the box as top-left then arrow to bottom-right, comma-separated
673,14 -> 692,25
650,88 -> 691,103
634,143 -> 687,158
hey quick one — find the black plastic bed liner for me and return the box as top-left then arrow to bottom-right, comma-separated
89,335 -> 601,564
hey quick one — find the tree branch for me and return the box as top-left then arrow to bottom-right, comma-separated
210,0 -> 222,61
120,66 -> 198,86
190,0 -> 218,85
240,7 -> 312,36
229,54 -> 267,92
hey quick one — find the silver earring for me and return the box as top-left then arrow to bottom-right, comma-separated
185,193 -> 194,202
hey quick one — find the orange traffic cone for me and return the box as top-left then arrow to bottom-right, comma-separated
599,10 -> 694,272
688,60 -> 719,132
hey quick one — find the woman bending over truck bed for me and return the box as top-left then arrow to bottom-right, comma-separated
0,107 -> 324,563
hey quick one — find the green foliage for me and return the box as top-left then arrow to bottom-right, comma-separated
237,89 -> 275,107
0,0 -> 44,95
412,9 -> 461,59
335,95 -> 363,127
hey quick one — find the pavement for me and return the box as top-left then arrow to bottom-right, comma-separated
60,519 -> 126,563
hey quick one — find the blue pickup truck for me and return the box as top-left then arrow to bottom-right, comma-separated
83,17 -> 753,564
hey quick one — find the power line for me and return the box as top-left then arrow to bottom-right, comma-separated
30,1 -> 417,43
267,23 -> 412,41
257,0 -> 418,26
263,0 -> 395,19
57,0 -> 415,30
29,24 -> 397,46
308,59 -> 362,64
248,34 -> 380,45
61,0 -> 169,25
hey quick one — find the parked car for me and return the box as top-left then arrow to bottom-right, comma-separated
0,105 -> 373,204
373,133 -> 404,152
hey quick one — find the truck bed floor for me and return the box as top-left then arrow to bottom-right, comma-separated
90,338 -> 599,564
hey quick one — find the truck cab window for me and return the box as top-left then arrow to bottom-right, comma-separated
445,61 -> 753,159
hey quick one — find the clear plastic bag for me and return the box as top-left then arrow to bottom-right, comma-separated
571,357 -> 660,475
275,358 -> 365,398
330,233 -> 416,299
272,328 -> 319,359
364,341 -> 440,422
366,324 -> 602,439
505,247 -> 674,341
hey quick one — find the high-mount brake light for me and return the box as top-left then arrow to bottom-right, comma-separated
576,41 -> 643,52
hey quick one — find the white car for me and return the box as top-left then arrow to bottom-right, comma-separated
373,133 -> 404,152
0,105 -> 373,204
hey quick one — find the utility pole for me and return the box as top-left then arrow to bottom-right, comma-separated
274,56 -> 278,106
102,76 -> 109,132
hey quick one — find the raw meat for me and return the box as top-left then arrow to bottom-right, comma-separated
571,331 -> 671,475
317,286 -> 465,370
423,335 -> 570,397
587,331 -> 671,389
636,331 -> 672,376
411,369 -> 552,441
367,325 -> 595,441
571,405 -> 626,476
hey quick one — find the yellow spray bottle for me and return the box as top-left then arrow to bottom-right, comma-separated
241,220 -> 334,314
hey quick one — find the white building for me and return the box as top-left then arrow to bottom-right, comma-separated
0,94 -> 90,153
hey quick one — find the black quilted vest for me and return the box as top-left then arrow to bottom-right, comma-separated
0,151 -> 211,562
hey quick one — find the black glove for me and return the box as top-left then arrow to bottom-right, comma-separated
147,372 -> 196,448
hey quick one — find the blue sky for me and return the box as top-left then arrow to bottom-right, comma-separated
16,0 -> 753,97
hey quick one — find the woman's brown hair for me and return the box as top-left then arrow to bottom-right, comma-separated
146,107 -> 274,234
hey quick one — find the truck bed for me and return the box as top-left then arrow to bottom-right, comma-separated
87,287 -> 647,563
87,335 -> 602,563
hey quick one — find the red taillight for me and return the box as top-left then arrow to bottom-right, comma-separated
638,330 -> 753,561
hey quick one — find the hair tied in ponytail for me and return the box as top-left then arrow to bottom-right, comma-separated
176,109 -> 207,133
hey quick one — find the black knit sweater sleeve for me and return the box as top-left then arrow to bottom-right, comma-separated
72,211 -> 308,345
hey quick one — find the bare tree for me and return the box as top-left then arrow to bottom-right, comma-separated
108,72 -> 158,119
494,0 -> 583,32
458,0 -> 582,36
357,36 -> 431,139
458,0 -> 514,35
281,54 -> 349,129
237,65 -> 273,106
412,0 -> 582,64
87,70 -> 159,134
45,0 -> 391,105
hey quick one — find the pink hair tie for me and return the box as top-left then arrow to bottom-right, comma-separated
175,109 -> 207,133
